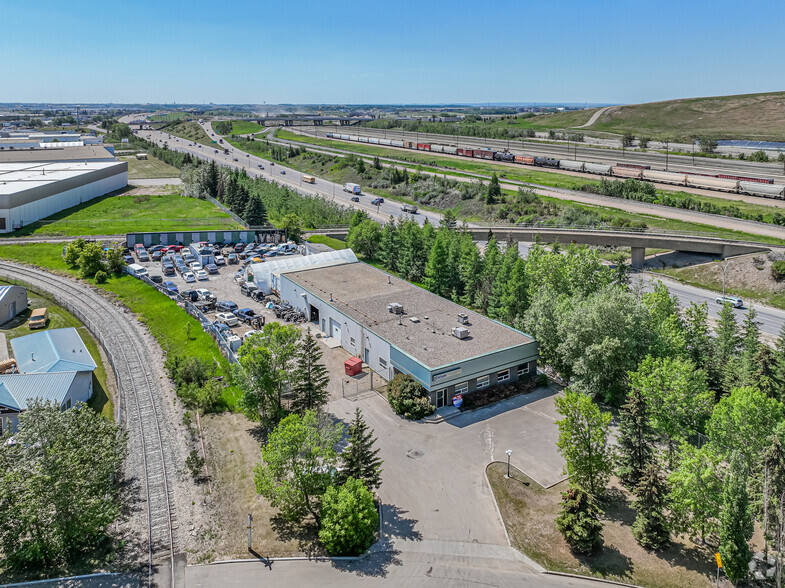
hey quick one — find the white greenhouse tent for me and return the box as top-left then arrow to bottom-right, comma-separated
245,249 -> 358,295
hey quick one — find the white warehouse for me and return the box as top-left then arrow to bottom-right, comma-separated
0,160 -> 127,232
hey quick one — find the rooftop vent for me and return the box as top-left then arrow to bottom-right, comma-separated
387,302 -> 404,314
457,313 -> 469,324
409,317 -> 420,323
452,326 -> 470,340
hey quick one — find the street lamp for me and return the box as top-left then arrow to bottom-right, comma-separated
721,259 -> 733,298
505,449 -> 512,478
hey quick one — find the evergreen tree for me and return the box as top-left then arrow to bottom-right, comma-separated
224,174 -> 239,210
738,308 -> 762,388
378,217 -> 399,273
556,486 -> 604,554
760,422 -> 785,551
714,303 -> 740,394
439,209 -> 457,231
424,231 -> 452,298
205,160 -> 218,197
338,408 -> 383,491
243,195 -> 268,226
234,183 -> 250,215
476,237 -> 500,313
458,238 -> 483,308
632,461 -> 670,549
486,173 -> 501,205
291,328 -> 329,414
719,453 -> 753,584
488,242 -> 519,322
772,325 -> 785,402
616,386 -> 656,489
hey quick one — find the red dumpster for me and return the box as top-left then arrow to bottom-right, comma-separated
345,356 -> 362,376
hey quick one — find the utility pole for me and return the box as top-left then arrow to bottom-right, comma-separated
665,140 -> 669,171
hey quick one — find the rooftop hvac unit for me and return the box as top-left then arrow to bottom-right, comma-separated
452,326 -> 470,340
387,302 -> 404,314
457,313 -> 469,324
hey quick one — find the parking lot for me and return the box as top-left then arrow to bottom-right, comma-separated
128,244 -> 308,343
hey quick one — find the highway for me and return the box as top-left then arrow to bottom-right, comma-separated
309,124 -> 785,183
123,115 -> 785,339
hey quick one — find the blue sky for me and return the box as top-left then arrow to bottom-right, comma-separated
2,0 -> 784,105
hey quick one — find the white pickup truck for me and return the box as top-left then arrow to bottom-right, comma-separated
401,203 -> 418,214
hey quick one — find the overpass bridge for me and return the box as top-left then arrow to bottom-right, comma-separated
305,224 -> 772,268
238,116 -> 372,127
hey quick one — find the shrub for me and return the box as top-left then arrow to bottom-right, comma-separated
772,261 -> 785,281
94,270 -> 108,284
387,374 -> 434,420
186,449 -> 205,480
318,478 -> 378,556
461,378 -> 536,410
556,486 -> 604,554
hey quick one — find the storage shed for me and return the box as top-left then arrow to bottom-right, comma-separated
0,371 -> 82,434
0,285 -> 27,326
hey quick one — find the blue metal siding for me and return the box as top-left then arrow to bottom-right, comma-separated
429,341 -> 538,389
390,347 -> 432,390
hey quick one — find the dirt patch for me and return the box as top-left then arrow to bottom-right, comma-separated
486,462 -> 762,588
124,185 -> 181,196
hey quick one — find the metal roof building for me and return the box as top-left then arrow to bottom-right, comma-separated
246,249 -> 358,295
0,160 -> 127,232
0,285 -> 27,326
11,327 -> 97,374
279,261 -> 538,409
0,145 -> 115,163
0,372 -> 82,434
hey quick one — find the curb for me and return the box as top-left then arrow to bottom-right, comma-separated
206,555 -> 362,566
542,571 -> 643,588
0,572 -> 125,587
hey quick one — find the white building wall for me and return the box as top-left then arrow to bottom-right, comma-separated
4,172 -> 127,231
0,286 -> 27,325
280,276 -> 392,380
65,372 -> 93,406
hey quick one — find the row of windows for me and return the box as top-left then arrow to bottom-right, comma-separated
450,364 -> 531,395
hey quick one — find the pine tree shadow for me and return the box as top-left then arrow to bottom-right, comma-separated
577,545 -> 634,579
270,515 -> 321,558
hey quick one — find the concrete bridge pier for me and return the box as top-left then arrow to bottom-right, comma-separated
631,247 -> 646,269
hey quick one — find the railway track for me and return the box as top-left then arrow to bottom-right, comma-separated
0,262 -> 177,587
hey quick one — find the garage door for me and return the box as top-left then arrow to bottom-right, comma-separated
330,319 -> 341,341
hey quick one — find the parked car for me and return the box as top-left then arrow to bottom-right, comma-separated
150,275 -> 163,284
181,289 -> 199,302
163,266 -> 175,276
195,288 -> 216,302
163,280 -> 179,293
227,253 -> 238,264
213,321 -> 230,334
151,251 -> 163,261
716,295 -> 743,308
183,272 -> 196,283
189,262 -> 203,271
138,251 -> 150,262
234,243 -> 245,253
206,263 -> 219,274
183,253 -> 196,264
234,308 -> 257,323
216,300 -> 238,312
124,254 -> 134,264
214,255 -> 226,266
240,282 -> 259,297
195,269 -> 208,281
216,312 -> 239,327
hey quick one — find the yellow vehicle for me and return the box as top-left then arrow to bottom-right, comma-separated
302,175 -> 316,184
28,307 -> 48,329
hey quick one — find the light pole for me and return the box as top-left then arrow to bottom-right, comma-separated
505,449 -> 512,478
665,140 -> 669,171
721,259 -> 733,298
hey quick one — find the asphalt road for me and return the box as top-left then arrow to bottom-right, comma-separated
319,125 -> 785,183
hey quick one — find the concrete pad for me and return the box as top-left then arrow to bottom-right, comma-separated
0,333 -> 8,361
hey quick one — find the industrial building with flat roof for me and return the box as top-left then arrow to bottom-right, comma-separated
0,160 -> 127,232
0,145 -> 115,163
277,256 -> 538,409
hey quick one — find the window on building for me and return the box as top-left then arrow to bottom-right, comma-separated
66,399 -> 72,409
477,375 -> 490,388
379,358 -> 388,370
455,382 -> 469,395
498,369 -> 510,383
350,337 -> 356,347
518,364 -> 530,377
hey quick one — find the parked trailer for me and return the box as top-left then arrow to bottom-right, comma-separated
379,139 -> 391,146
584,162 -> 613,175
391,140 -> 404,147
641,169 -> 688,185
458,148 -> 474,157
719,174 -> 774,184
430,144 -> 445,153
559,159 -> 585,172
514,155 -> 535,165
534,156 -> 560,168
358,137 -> 369,143
369,138 -> 379,144
443,146 -> 458,155
685,175 -> 739,192
611,166 -> 643,179
349,136 -> 360,142
340,134 -> 350,140
739,181 -> 785,198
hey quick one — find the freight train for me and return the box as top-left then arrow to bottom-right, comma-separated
324,132 -> 785,200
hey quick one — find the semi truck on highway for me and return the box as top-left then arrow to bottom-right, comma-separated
343,183 -> 361,194
401,203 -> 418,213
302,175 -> 316,184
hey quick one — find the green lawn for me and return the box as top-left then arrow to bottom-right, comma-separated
307,235 -> 347,250
8,193 -> 242,237
0,279 -> 113,419
214,121 -> 264,135
149,112 -> 192,122
0,244 -> 241,409
165,121 -> 215,147
120,155 -> 181,179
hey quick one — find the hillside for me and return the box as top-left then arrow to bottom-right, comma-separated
163,121 -> 214,147
538,91 -> 785,141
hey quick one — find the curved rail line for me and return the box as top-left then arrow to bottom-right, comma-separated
0,262 -> 176,587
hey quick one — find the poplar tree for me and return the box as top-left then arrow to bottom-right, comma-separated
616,386 -> 656,489
291,328 -> 329,414
339,408 -> 383,491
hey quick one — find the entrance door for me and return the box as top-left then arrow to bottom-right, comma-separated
8,301 -> 15,322
436,389 -> 448,408
330,319 -> 341,341
321,318 -> 326,334
364,348 -> 370,364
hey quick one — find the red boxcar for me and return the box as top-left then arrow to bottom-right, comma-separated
457,148 -> 474,157
514,155 -> 535,164
473,150 -> 494,160
405,141 -> 416,149
416,143 -> 431,151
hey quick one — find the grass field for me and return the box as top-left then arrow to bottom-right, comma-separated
213,121 -> 264,135
120,154 -> 181,179
149,112 -> 192,122
0,280 -> 113,419
8,193 -> 242,237
164,120 -> 215,147
0,244 -> 241,409
487,462 -> 750,588
307,235 -> 347,250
